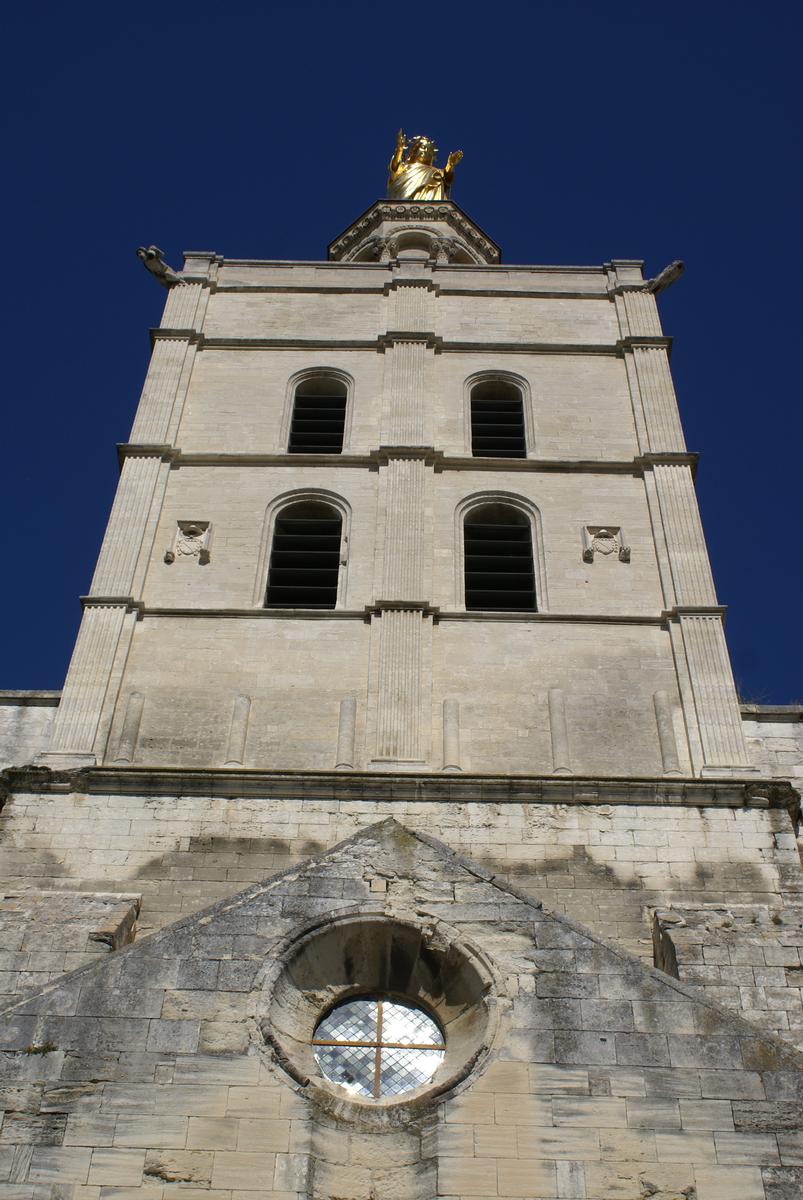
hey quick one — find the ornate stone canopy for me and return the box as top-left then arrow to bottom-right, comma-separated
328,200 -> 501,266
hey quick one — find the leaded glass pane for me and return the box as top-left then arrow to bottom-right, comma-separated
381,999 -> 443,1046
312,995 -> 445,1099
314,998 -> 378,1043
379,1045 -> 445,1096
313,1044 -> 375,1098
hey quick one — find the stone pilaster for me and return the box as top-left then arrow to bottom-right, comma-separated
129,333 -> 196,445
621,289 -> 662,338
160,281 -> 207,332
369,283 -> 437,765
651,463 -> 717,607
676,611 -> 753,771
380,455 -> 428,600
39,602 -> 130,765
387,280 -> 433,334
382,338 -> 429,445
373,608 -> 426,762
625,340 -> 686,454
90,452 -> 167,597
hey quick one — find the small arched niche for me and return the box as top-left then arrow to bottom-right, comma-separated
262,915 -> 495,1109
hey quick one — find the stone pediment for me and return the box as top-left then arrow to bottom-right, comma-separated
1,820 -> 801,1198
328,200 -> 501,265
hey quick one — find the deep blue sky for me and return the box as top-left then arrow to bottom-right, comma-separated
3,3 -> 801,702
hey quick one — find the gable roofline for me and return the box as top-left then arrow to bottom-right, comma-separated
2,817 -> 802,1071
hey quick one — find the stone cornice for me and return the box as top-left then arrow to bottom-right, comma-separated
195,335 -> 619,356
126,606 -> 667,627
80,596 -> 144,613
2,764 -> 797,816
116,443 -> 177,467
161,450 -> 646,475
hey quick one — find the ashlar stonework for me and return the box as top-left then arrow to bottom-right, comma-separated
1,191 -> 801,1198
1,821 -> 801,1200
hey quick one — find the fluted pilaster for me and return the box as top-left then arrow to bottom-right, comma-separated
160,282 -> 205,331
381,456 -> 427,600
90,454 -> 164,597
678,613 -> 752,768
622,290 -> 662,337
374,609 -> 423,761
45,603 -> 129,758
388,282 -> 432,333
627,343 -> 686,453
652,463 -> 717,606
383,339 -> 428,445
129,335 -> 194,444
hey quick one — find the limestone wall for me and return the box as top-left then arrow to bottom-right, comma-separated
1,788 -> 798,959
0,695 -> 59,769
0,821 -> 800,1200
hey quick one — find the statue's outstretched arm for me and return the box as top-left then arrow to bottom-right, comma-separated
443,149 -> 463,186
389,128 -> 406,175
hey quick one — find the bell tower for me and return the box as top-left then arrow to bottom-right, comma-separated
38,144 -> 753,780
2,130 -> 802,1200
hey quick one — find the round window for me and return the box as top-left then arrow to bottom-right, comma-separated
312,995 -> 445,1099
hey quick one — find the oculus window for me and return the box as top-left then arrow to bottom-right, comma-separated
312,995 -> 445,1099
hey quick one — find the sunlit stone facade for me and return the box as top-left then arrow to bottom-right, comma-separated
0,199 -> 801,1199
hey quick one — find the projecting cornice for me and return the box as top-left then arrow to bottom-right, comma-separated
2,765 -> 798,819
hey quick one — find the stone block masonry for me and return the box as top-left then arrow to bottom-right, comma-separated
0,821 -> 799,1200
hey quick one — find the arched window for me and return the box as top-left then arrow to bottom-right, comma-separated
288,376 -> 347,454
265,501 -> 342,609
464,503 -> 536,611
470,379 -> 526,458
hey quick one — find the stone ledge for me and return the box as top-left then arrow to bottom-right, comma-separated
1,763 -> 799,814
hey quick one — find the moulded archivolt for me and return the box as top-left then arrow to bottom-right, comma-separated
278,367 -> 355,454
453,491 -> 548,611
462,370 -> 536,457
258,910 -> 499,1114
252,488 -> 352,607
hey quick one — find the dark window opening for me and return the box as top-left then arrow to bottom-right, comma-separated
288,378 -> 347,454
470,381 -> 526,458
464,503 -> 536,612
266,501 -> 342,609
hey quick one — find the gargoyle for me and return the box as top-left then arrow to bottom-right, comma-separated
136,245 -> 185,288
647,259 -> 685,294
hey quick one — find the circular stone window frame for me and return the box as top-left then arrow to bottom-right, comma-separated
258,910 -> 500,1117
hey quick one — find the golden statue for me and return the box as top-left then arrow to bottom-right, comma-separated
387,130 -> 463,201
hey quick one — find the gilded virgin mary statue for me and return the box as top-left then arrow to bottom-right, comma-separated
387,130 -> 463,201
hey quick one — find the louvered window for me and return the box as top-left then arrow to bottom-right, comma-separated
265,501 -> 342,609
288,378 -> 347,454
464,504 -> 536,611
470,380 -> 526,458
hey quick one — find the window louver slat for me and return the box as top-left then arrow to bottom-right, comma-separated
266,504 -> 342,609
289,392 -> 347,454
464,505 -> 536,612
470,383 -> 527,458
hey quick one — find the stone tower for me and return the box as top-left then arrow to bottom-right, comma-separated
1,161 -> 801,1199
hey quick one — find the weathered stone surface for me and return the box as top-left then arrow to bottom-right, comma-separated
0,820 -> 798,1197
